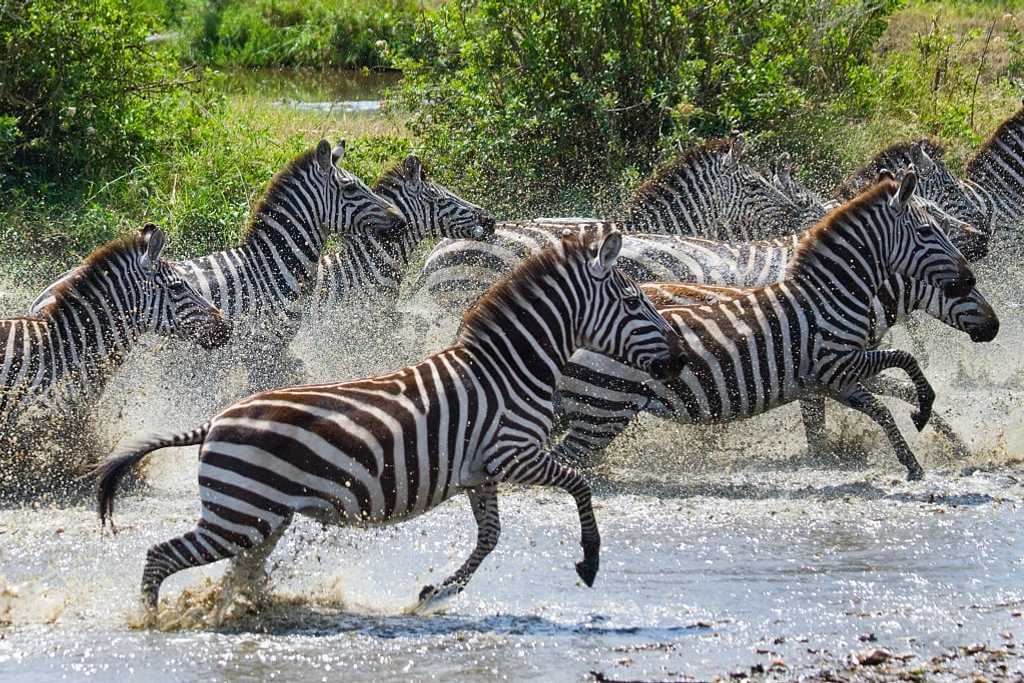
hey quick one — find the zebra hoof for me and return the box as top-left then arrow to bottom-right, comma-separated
575,558 -> 599,587
906,466 -> 925,482
418,584 -> 435,602
414,583 -> 460,614
911,409 -> 931,432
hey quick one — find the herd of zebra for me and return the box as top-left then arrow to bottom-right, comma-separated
1,102 -> 1022,614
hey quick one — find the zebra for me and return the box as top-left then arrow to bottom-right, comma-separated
551,171 -> 976,481
965,101 -> 1024,253
2,224 -> 230,426
90,228 -> 684,613
311,154 -> 495,313
637,277 -> 998,458
833,139 -> 992,260
407,137 -> 821,318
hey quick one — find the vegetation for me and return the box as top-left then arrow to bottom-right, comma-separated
0,0 -> 1021,283
391,0 -> 905,213
174,0 -> 430,69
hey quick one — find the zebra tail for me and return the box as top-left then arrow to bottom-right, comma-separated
93,423 -> 210,527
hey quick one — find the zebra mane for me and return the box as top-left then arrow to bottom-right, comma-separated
786,179 -> 899,277
240,146 -> 319,242
33,233 -> 146,318
835,139 -> 946,200
619,138 -> 735,213
966,104 -> 1024,176
458,229 -> 596,342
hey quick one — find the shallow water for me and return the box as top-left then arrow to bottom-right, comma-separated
223,67 -> 400,115
1,258 -> 1023,681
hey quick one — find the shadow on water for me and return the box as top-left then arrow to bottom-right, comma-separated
203,607 -> 712,642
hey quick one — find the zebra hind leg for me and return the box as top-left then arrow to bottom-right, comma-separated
215,514 -> 293,621
141,516 -> 286,615
835,384 -> 925,481
415,486 -> 499,612
799,395 -> 828,454
499,454 -> 600,587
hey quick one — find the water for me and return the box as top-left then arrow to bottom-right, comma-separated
1,256 -> 1023,681
222,68 -> 401,115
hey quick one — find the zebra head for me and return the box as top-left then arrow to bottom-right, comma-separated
579,230 -> 685,379
376,155 -> 495,240
135,225 -> 232,349
719,138 -> 822,234
943,285 -> 1000,343
881,169 -> 975,297
317,139 -> 407,236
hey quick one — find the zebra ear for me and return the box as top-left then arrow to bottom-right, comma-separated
331,139 -> 346,167
726,134 -> 745,169
912,141 -> 936,175
894,166 -> 918,210
139,223 -> 166,272
316,139 -> 333,173
403,155 -> 423,186
593,231 -> 623,273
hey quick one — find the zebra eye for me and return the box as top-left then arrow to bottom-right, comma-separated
624,295 -> 642,310
916,224 -> 935,237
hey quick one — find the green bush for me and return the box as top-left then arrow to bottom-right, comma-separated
178,0 -> 428,69
0,0 -> 191,179
391,0 -> 904,215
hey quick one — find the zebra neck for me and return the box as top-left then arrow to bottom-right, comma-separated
239,209 -> 327,297
43,282 -> 144,381
967,120 -> 1024,229
460,305 -> 573,406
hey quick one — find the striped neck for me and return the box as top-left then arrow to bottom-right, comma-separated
42,260 -> 149,379
966,110 -> 1024,231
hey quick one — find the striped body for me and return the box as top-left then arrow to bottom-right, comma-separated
94,229 -> 683,610
556,276 -> 997,466
409,137 -> 818,318
966,104 -> 1024,251
1,226 -> 229,425
312,155 -> 494,313
550,174 -> 976,480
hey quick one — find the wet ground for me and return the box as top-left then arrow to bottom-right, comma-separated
1,260 -> 1022,681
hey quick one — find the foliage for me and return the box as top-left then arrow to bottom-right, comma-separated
0,0 -> 196,179
177,0 -> 428,69
392,0 -> 904,215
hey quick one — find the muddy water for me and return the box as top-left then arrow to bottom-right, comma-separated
1,258 -> 1023,681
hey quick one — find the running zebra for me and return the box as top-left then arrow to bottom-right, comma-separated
408,137 -> 819,318
312,154 -> 495,313
2,224 -> 230,425
552,172 -> 975,480
834,139 -> 992,259
92,228 -> 683,612
638,277 -> 998,458
966,101 -> 1024,251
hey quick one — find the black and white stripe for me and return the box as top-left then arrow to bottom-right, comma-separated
552,173 -> 976,480
92,228 -> 683,611
2,225 -> 229,424
408,137 -> 819,318
312,154 -> 495,313
966,102 -> 1024,252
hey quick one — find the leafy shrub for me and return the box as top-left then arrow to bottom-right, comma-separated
179,0 -> 428,69
391,0 -> 903,215
0,0 -> 191,178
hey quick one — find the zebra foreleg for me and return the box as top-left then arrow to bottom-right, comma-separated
834,384 -> 925,481
863,375 -> 970,458
496,454 -> 601,587
416,485 -> 499,611
843,349 -> 935,431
